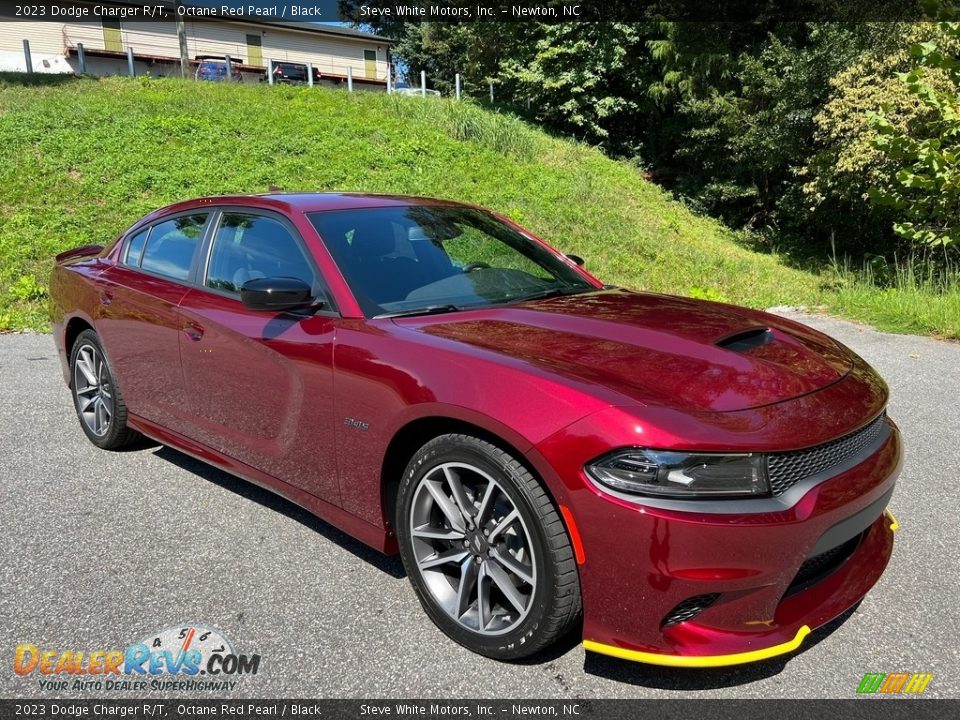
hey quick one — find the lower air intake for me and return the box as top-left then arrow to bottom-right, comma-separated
660,593 -> 721,628
783,532 -> 864,598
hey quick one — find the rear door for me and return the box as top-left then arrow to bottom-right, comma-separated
177,209 -> 340,504
95,212 -> 210,429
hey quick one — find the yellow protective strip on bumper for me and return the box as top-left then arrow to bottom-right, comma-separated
583,625 -> 811,668
885,508 -> 900,532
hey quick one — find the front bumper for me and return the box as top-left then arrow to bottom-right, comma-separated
536,416 -> 902,666
584,509 -> 898,667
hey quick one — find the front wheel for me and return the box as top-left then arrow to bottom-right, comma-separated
69,329 -> 141,450
396,434 -> 581,660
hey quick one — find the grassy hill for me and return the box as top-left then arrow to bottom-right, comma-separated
0,75 -> 956,337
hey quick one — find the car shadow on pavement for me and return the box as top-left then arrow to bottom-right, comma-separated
582,604 -> 860,689
153,445 -> 407,579
111,435 -> 162,452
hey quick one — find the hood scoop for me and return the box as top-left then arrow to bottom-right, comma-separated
715,327 -> 773,353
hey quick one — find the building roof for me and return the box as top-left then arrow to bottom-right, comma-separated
258,22 -> 394,45
106,1 -> 394,44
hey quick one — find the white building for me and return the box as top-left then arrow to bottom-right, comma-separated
2,1 -> 393,88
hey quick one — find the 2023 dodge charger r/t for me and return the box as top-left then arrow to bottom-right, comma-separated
50,193 -> 901,667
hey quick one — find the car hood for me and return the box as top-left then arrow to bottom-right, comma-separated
402,289 -> 853,413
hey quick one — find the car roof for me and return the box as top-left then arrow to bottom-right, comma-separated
149,193 -> 473,219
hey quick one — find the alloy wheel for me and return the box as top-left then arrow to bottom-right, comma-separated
73,344 -> 113,437
409,462 -> 537,636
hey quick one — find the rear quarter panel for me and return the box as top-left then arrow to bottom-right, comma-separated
49,260 -> 107,384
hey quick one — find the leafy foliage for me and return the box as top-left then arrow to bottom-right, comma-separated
363,19 -> 960,265
662,23 -> 892,256
869,22 -> 960,256
498,23 -> 657,148
803,24 -> 959,256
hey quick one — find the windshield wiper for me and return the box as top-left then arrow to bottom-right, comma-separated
377,304 -> 463,318
511,286 -> 592,304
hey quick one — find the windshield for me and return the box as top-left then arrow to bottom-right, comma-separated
308,206 -> 593,317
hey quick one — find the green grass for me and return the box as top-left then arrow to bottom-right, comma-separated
0,74 -> 957,339
829,261 -> 960,339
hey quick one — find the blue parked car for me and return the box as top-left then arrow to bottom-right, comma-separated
195,57 -> 243,82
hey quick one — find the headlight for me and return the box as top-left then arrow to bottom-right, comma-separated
585,449 -> 769,499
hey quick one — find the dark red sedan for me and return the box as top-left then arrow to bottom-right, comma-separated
49,193 -> 901,667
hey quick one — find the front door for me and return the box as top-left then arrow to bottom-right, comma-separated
178,210 -> 340,504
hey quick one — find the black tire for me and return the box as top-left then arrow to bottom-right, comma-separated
69,329 -> 141,450
396,433 -> 581,660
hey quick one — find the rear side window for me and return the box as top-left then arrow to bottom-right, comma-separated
139,214 -> 208,281
123,228 -> 148,266
205,213 -> 317,294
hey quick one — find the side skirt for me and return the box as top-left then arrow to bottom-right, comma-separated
127,414 -> 395,553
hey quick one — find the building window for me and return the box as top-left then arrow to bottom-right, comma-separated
246,34 -> 263,67
102,20 -> 123,53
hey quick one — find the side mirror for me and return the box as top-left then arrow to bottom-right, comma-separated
240,277 -> 319,312
566,254 -> 585,267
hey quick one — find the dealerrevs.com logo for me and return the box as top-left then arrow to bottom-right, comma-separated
14,625 -> 261,692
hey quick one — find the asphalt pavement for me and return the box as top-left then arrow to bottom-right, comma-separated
1,311 -> 957,699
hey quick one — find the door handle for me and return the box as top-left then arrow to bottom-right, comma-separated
182,322 -> 204,341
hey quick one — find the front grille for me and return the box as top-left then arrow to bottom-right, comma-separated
783,533 -> 863,598
767,413 -> 887,496
660,593 -> 721,628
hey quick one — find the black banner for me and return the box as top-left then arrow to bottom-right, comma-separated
0,700 -> 956,720
0,0 -> 953,23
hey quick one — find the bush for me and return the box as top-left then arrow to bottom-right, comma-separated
802,24 -> 959,258
868,22 -> 960,260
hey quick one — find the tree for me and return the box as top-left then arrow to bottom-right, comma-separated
803,23 -> 949,258
661,23 -> 887,252
337,2 -> 534,93
344,13 -> 939,263
869,22 -> 960,259
498,23 -> 657,150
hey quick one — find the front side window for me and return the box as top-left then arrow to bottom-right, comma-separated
308,206 -> 592,316
205,213 -> 317,295
139,214 -> 207,281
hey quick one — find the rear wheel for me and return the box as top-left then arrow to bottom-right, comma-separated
69,330 -> 141,450
396,434 -> 581,660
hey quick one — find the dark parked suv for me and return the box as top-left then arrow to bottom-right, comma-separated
271,61 -> 322,84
